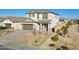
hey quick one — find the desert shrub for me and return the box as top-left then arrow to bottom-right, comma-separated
34,40 -> 38,43
63,27 -> 67,35
61,26 -> 65,30
56,48 -> 62,50
0,26 -> 7,30
66,20 -> 73,28
56,30 -> 60,33
61,20 -> 73,35
6,30 -> 10,34
49,44 -> 55,47
32,39 -> 40,46
51,34 -> 59,41
61,46 -> 69,50
61,26 -> 67,35
32,28 -> 37,34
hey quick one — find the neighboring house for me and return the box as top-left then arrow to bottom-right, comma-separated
0,17 -> 26,30
0,10 -> 59,32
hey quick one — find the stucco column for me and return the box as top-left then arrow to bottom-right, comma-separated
39,23 -> 42,32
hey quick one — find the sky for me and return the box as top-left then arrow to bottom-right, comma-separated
0,9 -> 79,19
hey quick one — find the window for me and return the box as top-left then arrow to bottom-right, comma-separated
43,13 -> 48,19
55,15 -> 58,18
29,14 -> 35,17
32,14 -> 35,17
29,14 -> 31,17
37,13 -> 39,19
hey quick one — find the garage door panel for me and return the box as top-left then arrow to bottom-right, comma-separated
23,24 -> 33,30
5,23 -> 11,28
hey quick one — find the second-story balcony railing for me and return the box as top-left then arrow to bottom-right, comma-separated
36,19 -> 52,24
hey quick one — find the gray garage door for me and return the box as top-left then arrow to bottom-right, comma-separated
23,24 -> 33,30
5,23 -> 11,28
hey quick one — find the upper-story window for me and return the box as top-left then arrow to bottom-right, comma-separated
55,15 -> 58,18
43,13 -> 48,19
32,14 -> 35,17
29,14 -> 32,17
29,14 -> 35,17
37,13 -> 39,19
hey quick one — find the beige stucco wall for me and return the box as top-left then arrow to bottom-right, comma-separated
13,23 -> 22,30
48,13 -> 59,32
26,13 -> 39,21
26,13 -> 59,21
48,13 -> 57,19
33,23 -> 39,30
0,19 -> 39,30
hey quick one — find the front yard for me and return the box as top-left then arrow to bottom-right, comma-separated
0,20 -> 78,50
0,29 -> 16,36
16,31 -> 50,47
14,22 -> 77,50
0,26 -> 16,36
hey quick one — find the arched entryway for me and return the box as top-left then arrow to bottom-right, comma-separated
39,23 -> 48,32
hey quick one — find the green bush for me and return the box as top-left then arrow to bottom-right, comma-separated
51,34 -> 59,41
34,40 -> 38,43
49,44 -> 55,47
56,30 -> 60,33
56,48 -> 62,50
0,26 -> 7,30
61,46 -> 69,50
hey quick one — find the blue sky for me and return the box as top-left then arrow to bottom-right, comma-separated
0,9 -> 79,19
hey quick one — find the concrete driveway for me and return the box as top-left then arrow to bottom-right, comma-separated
0,30 -> 40,50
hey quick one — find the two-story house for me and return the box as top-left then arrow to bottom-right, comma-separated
25,10 -> 59,32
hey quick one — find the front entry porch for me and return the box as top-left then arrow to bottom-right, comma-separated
39,23 -> 48,32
